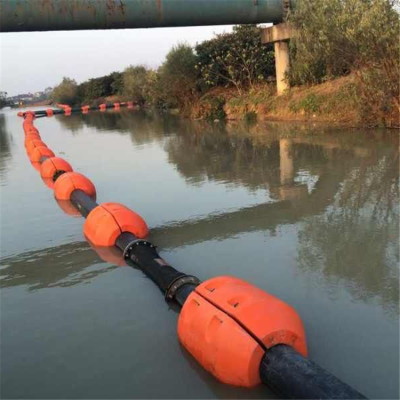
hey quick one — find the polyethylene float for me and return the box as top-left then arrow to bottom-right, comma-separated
18,105 -> 367,399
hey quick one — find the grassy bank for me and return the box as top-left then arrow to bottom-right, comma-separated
191,74 -> 399,128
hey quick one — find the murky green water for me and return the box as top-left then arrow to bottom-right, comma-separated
0,107 -> 399,399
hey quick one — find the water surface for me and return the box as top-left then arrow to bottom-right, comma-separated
1,108 -> 399,399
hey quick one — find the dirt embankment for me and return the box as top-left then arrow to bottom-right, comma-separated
190,75 -> 399,128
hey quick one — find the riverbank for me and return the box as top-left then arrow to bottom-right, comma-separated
191,74 -> 399,129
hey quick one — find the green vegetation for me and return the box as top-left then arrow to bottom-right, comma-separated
0,90 -> 8,109
50,5 -> 398,127
288,0 -> 399,124
78,72 -> 122,104
50,25 -> 275,116
51,77 -> 79,105
196,25 -> 275,95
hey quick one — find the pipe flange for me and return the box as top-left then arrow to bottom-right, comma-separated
123,239 -> 156,260
165,275 -> 201,301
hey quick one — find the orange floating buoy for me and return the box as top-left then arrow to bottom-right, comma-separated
81,105 -> 90,113
113,102 -> 120,108
42,177 -> 56,189
24,133 -> 41,145
23,122 -> 38,134
46,109 -> 54,117
30,161 -> 42,172
29,146 -> 55,163
26,139 -> 47,156
178,290 -> 264,387
178,276 -> 307,388
99,104 -> 107,111
25,128 -> 40,136
40,157 -> 73,180
83,202 -> 149,247
53,172 -> 96,201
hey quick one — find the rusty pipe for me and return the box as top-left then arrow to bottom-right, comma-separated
0,0 -> 291,33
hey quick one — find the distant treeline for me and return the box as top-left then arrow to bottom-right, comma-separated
51,0 -> 399,125
51,25 -> 276,114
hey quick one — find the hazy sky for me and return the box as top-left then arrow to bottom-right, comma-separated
0,25 -> 234,96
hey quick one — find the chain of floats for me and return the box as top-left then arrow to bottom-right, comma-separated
19,103 -> 367,400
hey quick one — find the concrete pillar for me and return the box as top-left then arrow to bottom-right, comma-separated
274,41 -> 290,95
261,23 -> 293,95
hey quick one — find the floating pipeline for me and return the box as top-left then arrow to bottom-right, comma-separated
19,109 -> 367,399
17,101 -> 136,119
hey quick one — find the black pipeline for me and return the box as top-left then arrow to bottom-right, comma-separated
22,111 -> 367,399
72,188 -> 366,400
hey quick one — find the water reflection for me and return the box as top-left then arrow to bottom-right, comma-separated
0,113 -> 13,183
0,241 -> 118,291
297,147 -> 399,315
1,110 -> 399,311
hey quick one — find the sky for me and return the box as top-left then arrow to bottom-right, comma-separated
0,25 -> 233,97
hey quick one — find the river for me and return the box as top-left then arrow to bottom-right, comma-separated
0,107 -> 399,399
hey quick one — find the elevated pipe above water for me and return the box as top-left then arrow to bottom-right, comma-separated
0,0 -> 292,33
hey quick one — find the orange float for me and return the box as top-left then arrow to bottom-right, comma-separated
99,104 -> 107,111
40,157 -> 73,180
23,122 -> 38,134
113,102 -> 120,108
30,161 -> 42,172
81,105 -> 90,113
42,177 -> 56,189
83,202 -> 149,247
29,146 -> 55,163
53,172 -> 96,201
178,276 -> 307,388
24,133 -> 41,145
26,139 -> 47,156
46,109 -> 54,117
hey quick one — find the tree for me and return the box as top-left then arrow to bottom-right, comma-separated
196,25 -> 275,94
121,66 -> 151,105
288,0 -> 400,121
0,83 -> 8,108
78,72 -> 123,103
158,43 -> 198,108
51,77 -> 79,105
0,89 -> 8,109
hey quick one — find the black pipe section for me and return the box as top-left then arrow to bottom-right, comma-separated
260,345 -> 367,399
174,283 -> 197,306
115,232 -> 188,295
70,189 -> 98,218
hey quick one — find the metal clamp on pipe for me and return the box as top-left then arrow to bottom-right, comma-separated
165,275 -> 201,301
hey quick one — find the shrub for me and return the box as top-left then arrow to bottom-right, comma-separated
78,72 -> 123,103
51,77 -> 79,105
196,25 -> 275,95
0,89 -> 8,109
121,65 -> 151,106
158,43 -> 198,109
288,0 -> 400,122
